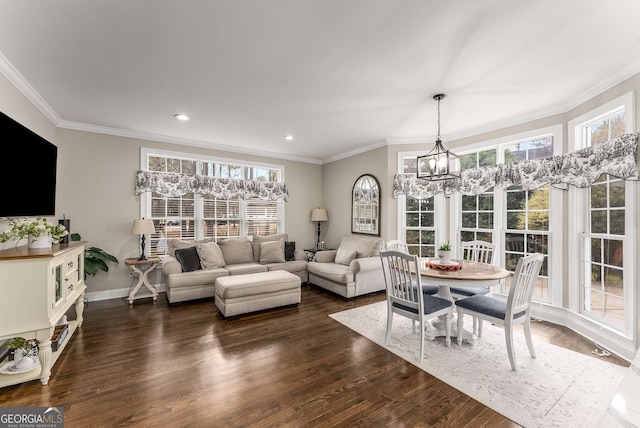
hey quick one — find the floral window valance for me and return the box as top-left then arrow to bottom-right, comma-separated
394,133 -> 638,199
135,171 -> 289,201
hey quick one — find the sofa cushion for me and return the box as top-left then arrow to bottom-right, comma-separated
166,267 -> 228,288
196,242 -> 226,269
335,248 -> 357,266
224,263 -> 269,275
307,261 -> 354,285
260,239 -> 285,263
169,239 -> 196,257
219,238 -> 255,264
252,233 -> 288,262
285,241 -> 296,261
266,260 -> 307,274
338,235 -> 384,258
174,246 -> 201,272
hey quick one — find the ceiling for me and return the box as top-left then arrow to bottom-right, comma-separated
1,1 -> 640,164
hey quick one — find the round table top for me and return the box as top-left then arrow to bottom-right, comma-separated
419,258 -> 510,281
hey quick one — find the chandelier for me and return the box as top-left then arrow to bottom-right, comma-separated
416,93 -> 460,181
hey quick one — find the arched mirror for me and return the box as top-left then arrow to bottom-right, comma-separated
352,174 -> 380,236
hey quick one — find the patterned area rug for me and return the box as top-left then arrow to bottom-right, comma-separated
330,301 -> 626,428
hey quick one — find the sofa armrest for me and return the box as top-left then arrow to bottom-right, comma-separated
314,249 -> 337,263
350,256 -> 382,274
162,256 -> 182,275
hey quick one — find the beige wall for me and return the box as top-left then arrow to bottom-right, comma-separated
321,146 -> 387,248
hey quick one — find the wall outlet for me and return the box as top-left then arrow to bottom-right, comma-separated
130,272 -> 136,277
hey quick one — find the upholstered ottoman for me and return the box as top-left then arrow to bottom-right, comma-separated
215,270 -> 301,318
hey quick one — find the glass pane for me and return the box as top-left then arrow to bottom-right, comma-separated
527,234 -> 548,255
604,267 -> 623,297
589,118 -> 609,145
421,212 -> 434,227
505,252 -> 519,271
529,188 -> 549,210
590,211 -> 607,234
506,234 -> 525,253
149,156 -> 166,172
591,238 -> 601,263
462,212 -> 476,228
528,211 -> 548,231
587,289 -> 603,314
591,263 -> 602,284
609,180 -> 625,208
610,209 -> 625,235
478,149 -> 496,167
478,212 -> 493,229
167,158 -> 181,173
460,153 -> 477,170
461,195 -> 476,211
590,184 -> 607,208
405,230 -> 419,245
604,239 -> 623,268
422,246 -> 435,258
539,256 -> 548,277
478,194 -> 493,211
403,158 -> 417,173
507,212 -> 524,230
182,160 -> 196,175
421,230 -> 435,244
476,232 -> 493,243
406,213 -> 419,227
421,198 -> 434,211
604,295 -> 624,328
406,197 -> 419,211
507,190 -> 525,210
460,231 -> 475,242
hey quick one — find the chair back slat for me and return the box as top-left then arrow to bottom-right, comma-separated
507,253 -> 544,315
385,240 -> 409,253
461,240 -> 496,264
380,250 -> 422,310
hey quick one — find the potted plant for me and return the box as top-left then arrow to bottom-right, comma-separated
438,241 -> 453,264
69,233 -> 119,278
0,217 -> 68,248
6,337 -> 38,365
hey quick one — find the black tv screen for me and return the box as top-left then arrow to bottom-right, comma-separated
1,111 -> 57,217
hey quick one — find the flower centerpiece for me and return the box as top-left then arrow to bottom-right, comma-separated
0,217 -> 69,248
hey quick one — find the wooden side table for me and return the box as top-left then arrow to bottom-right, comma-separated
125,257 -> 161,305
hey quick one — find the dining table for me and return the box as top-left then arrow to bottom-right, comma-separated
417,258 -> 511,343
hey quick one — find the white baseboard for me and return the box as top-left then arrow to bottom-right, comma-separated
85,282 -> 167,302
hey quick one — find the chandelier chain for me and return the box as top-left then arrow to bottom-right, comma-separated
436,97 -> 441,140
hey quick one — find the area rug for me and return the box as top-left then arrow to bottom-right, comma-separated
329,301 -> 626,428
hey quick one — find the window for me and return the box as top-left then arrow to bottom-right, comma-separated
448,126 -> 562,305
141,149 -> 285,256
569,92 -> 636,338
397,153 -> 444,257
459,149 -> 496,244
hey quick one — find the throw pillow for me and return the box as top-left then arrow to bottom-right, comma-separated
169,239 -> 195,257
218,238 -> 254,264
252,233 -> 288,262
196,242 -> 226,270
174,246 -> 201,272
260,239 -> 285,264
284,241 -> 296,261
335,247 -> 357,266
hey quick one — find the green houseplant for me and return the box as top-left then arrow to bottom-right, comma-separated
438,241 -> 453,264
70,233 -> 119,278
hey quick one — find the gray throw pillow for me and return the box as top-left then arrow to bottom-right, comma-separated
218,238 -> 254,264
335,248 -> 357,266
284,241 -> 296,261
196,242 -> 226,269
174,246 -> 201,272
259,239 -> 285,263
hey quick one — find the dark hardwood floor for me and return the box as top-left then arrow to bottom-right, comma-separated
0,285 -> 628,427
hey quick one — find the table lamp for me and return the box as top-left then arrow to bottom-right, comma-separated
310,208 -> 328,249
131,218 -> 156,260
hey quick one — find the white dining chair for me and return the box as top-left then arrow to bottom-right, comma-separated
385,239 -> 409,253
455,253 -> 544,371
379,250 -> 453,362
449,240 -> 496,334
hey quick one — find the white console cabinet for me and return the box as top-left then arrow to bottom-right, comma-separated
0,241 -> 86,387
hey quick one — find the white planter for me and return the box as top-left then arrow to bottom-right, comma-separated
28,234 -> 52,249
438,250 -> 452,264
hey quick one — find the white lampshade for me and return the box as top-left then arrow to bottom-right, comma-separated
131,218 -> 156,235
311,208 -> 328,222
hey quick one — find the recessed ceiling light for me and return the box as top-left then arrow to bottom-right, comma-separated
174,113 -> 190,121
284,135 -> 294,141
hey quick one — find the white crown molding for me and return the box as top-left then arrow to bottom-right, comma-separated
59,120 -> 323,165
322,139 -> 388,164
0,51 -> 62,126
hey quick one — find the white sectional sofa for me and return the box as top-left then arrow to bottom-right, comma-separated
306,235 -> 385,299
162,233 -> 308,305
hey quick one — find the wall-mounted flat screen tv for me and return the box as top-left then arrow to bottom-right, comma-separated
0,111 -> 57,217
